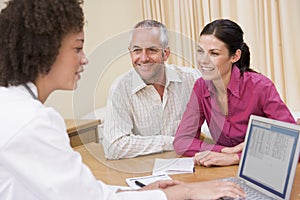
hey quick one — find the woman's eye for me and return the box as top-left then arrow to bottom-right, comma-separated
75,47 -> 83,53
210,52 -> 219,56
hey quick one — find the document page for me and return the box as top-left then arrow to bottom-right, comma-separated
152,157 -> 194,175
125,174 -> 172,189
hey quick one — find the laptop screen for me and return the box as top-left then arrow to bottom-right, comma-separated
239,118 -> 299,199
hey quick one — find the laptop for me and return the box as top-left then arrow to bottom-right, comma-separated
222,115 -> 300,200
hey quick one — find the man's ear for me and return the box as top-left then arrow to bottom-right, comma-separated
231,49 -> 241,63
163,46 -> 171,61
128,46 -> 134,59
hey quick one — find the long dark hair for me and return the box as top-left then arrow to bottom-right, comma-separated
200,19 -> 255,76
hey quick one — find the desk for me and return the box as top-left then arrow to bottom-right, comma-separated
74,142 -> 300,199
65,119 -> 100,147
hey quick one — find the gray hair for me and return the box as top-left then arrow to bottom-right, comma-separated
128,19 -> 169,48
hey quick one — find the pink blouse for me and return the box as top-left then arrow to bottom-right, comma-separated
174,66 -> 296,156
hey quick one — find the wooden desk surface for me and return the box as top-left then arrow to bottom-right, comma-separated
65,119 -> 100,133
65,119 -> 101,147
74,143 -> 300,200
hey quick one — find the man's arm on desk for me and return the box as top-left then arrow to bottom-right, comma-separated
103,85 -> 173,160
103,126 -> 174,159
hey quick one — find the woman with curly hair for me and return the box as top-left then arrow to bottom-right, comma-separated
0,1 -> 245,199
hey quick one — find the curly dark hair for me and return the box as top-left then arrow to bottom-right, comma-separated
0,0 -> 85,86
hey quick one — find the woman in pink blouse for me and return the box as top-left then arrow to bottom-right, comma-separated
173,19 -> 296,167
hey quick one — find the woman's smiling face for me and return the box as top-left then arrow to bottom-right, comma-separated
196,34 -> 234,82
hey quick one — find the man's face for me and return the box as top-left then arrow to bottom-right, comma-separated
129,27 -> 170,84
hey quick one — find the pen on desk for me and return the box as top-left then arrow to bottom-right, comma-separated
135,180 -> 146,188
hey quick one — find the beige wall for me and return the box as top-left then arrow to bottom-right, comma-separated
0,0 -> 143,118
45,0 -> 144,118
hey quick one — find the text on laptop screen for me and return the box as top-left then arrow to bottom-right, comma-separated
239,119 -> 299,198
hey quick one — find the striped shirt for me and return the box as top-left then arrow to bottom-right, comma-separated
103,64 -> 201,159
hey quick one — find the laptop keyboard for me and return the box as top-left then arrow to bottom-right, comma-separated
219,178 -> 274,200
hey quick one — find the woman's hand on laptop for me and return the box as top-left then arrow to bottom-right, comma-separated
162,180 -> 246,200
194,151 -> 240,167
297,118 -> 300,125
221,142 -> 244,154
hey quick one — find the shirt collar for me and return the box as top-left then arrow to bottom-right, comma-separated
227,65 -> 240,98
204,65 -> 241,98
131,69 -> 147,95
131,64 -> 182,94
165,64 -> 182,86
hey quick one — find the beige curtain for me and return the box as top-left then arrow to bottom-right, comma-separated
0,0 -> 6,10
141,0 -> 300,111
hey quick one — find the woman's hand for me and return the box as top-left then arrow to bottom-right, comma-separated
163,180 -> 246,200
221,142 -> 244,154
116,180 -> 182,193
194,151 -> 239,167
139,180 -> 182,190
118,176 -> 246,200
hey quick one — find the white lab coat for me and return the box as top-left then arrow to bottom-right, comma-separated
0,83 -> 166,200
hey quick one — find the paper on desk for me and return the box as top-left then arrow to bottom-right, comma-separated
152,157 -> 194,175
125,174 -> 172,189
107,184 -> 133,192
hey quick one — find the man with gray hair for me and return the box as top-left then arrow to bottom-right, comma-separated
103,19 -> 201,159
